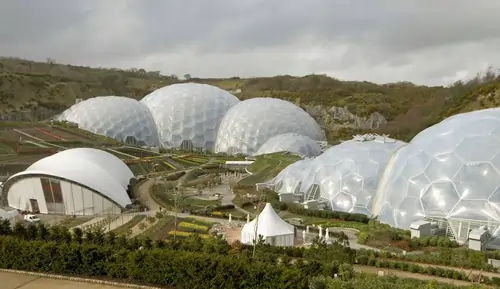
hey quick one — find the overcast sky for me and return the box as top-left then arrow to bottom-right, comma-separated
1,0 -> 499,85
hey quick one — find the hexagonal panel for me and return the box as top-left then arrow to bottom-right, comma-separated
489,186 -> 500,203
407,173 -> 430,198
330,191 -> 355,213
421,181 -> 459,217
448,200 -> 500,221
340,173 -> 364,194
424,152 -> 462,182
401,151 -> 430,179
460,118 -> 500,136
455,135 -> 500,162
354,189 -> 372,208
384,177 -> 408,206
356,160 -> 380,179
454,162 -> 500,199
423,136 -> 458,156
319,175 -> 341,199
393,197 -> 426,229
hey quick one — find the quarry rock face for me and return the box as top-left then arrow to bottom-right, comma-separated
304,105 -> 387,130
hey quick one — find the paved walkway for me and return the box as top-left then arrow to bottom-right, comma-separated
327,227 -> 381,251
1,271 -> 146,289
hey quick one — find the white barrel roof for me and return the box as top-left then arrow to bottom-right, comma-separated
4,148 -> 133,208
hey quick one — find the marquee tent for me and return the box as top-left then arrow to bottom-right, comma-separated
241,203 -> 295,246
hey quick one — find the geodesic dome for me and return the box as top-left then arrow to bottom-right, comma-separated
273,158 -> 315,196
57,96 -> 159,147
141,83 -> 239,151
214,98 -> 324,155
306,134 -> 405,215
255,133 -> 322,157
375,108 -> 500,240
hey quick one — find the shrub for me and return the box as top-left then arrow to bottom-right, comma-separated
178,222 -> 208,233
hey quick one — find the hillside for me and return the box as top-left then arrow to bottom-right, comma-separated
1,57 -> 499,142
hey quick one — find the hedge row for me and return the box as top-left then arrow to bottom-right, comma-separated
0,236 -> 345,289
3,217 -> 500,278
0,234 -> 493,288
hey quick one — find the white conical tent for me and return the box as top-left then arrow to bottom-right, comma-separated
241,203 -> 295,247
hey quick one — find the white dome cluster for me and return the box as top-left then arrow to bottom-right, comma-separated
57,96 -> 160,147
214,98 -> 325,155
254,133 -> 322,157
141,83 -> 240,150
375,108 -> 500,233
56,87 -> 325,154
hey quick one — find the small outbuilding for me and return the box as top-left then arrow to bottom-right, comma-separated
241,203 -> 295,246
469,228 -> 490,251
1,148 -> 133,215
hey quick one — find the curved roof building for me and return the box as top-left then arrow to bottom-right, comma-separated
2,148 -> 133,215
214,98 -> 325,155
57,96 -> 159,147
141,83 -> 239,151
374,108 -> 500,243
254,133 -> 322,157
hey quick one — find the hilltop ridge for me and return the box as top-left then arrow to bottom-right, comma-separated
0,57 -> 499,142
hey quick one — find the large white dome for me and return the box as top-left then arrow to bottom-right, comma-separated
375,108 -> 500,232
310,135 -> 405,215
57,96 -> 159,147
274,134 -> 405,216
141,83 -> 239,151
255,133 -> 322,157
214,98 -> 324,155
273,158 -> 316,196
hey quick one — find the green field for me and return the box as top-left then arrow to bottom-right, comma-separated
238,152 -> 302,185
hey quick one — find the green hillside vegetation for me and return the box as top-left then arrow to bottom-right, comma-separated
1,57 -> 500,142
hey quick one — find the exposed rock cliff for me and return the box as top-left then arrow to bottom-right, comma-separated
304,105 -> 387,131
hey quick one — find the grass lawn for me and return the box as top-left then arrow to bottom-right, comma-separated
59,216 -> 94,228
139,217 -> 176,240
112,215 -> 146,235
239,152 -> 302,185
225,209 -> 247,218
150,187 -> 220,211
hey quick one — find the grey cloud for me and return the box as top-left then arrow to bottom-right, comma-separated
0,0 -> 499,85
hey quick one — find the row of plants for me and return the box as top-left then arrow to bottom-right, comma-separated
365,248 -> 497,272
178,221 -> 209,233
167,230 -> 210,239
309,274 -> 478,289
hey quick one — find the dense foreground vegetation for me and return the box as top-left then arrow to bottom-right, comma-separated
0,219 -> 498,288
